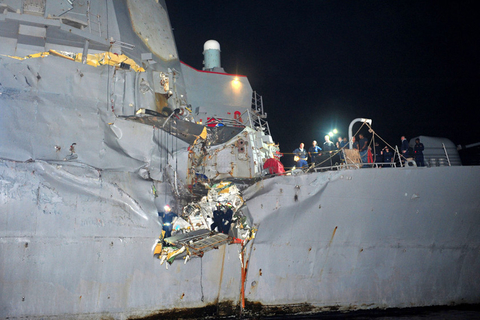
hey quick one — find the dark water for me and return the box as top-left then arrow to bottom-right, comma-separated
143,304 -> 480,319
260,305 -> 480,320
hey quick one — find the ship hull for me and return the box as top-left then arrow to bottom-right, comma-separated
1,162 -> 479,319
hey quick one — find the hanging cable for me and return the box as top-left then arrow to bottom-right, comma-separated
165,122 -> 168,204
364,122 -> 403,162
175,119 -> 178,175
200,257 -> 204,302
175,118 -> 179,213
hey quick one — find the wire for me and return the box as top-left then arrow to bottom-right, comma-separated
364,122 -> 404,161
200,257 -> 204,302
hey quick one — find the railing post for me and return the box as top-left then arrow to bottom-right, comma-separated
442,143 -> 452,166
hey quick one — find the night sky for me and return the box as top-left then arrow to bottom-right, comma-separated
167,1 -> 479,165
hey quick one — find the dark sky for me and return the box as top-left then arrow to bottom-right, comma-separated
167,1 -> 479,162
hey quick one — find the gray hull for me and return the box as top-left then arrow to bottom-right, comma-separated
1,162 -> 479,318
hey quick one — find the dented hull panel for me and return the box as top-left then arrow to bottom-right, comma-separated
244,168 -> 480,308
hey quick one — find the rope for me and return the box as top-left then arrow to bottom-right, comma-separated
364,122 -> 405,161
267,122 -> 410,174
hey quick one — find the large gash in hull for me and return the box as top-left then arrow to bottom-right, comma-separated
0,1 -> 479,319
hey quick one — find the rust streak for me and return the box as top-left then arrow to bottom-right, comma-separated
319,226 -> 338,282
215,245 -> 227,305
329,226 -> 338,244
241,246 -> 246,309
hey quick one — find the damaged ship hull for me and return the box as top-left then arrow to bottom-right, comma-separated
1,0 -> 479,319
1,162 -> 480,318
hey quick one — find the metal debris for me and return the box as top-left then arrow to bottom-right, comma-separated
153,180 -> 256,266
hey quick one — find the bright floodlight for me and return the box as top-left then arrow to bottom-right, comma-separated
328,132 -> 333,137
231,76 -> 241,91
333,129 -> 338,134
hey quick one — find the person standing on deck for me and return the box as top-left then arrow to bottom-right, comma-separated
323,135 -> 335,152
358,133 -> 368,164
414,138 -> 425,167
308,140 -> 322,165
322,135 -> 336,167
401,136 -> 409,161
350,136 -> 359,150
382,146 -> 393,167
338,137 -> 348,162
293,143 -> 308,169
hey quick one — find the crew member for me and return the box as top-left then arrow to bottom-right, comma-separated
211,203 -> 224,232
223,203 -> 234,234
358,133 -> 368,164
308,140 -> 322,165
336,137 -> 342,149
338,137 -> 348,163
382,146 -> 393,167
293,143 -> 308,169
350,136 -> 359,150
321,135 -> 336,167
401,136 -> 409,162
159,204 -> 177,238
323,135 -> 335,152
414,138 -> 425,167
373,143 -> 383,164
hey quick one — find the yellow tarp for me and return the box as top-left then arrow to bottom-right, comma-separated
1,50 -> 145,72
50,50 -> 145,72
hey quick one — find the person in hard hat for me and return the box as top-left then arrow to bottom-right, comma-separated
293,143 -> 308,169
159,204 -> 177,238
211,203 -> 224,232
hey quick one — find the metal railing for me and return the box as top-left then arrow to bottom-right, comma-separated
242,91 -> 271,136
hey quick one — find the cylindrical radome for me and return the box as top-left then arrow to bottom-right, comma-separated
203,40 -> 221,70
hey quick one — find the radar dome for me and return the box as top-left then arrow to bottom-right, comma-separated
203,40 -> 221,70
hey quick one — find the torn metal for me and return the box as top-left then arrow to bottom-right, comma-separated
122,112 -> 245,146
153,180 -> 256,266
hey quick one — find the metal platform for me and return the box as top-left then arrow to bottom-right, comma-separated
164,229 -> 231,258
